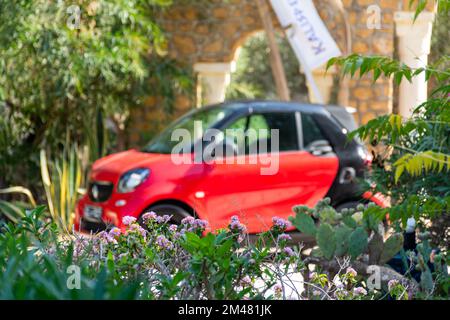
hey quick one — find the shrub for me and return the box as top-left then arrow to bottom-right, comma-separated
0,207 -> 410,300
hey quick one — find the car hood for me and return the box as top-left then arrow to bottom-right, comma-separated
91,149 -> 171,178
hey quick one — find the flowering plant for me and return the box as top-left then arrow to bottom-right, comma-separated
0,207 -> 430,300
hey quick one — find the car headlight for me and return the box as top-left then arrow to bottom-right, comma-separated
117,168 -> 150,193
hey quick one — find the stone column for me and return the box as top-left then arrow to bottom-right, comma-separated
194,62 -> 236,106
394,11 -> 435,117
306,66 -> 336,104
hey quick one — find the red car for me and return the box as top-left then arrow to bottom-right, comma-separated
75,101 -> 384,234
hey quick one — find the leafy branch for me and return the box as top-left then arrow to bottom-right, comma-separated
327,54 -> 450,85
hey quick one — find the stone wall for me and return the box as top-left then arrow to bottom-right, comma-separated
129,0 -> 426,146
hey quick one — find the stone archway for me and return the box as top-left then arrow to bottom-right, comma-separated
160,0 -> 349,107
128,0 -> 435,146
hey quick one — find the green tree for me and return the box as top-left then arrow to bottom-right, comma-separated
328,1 -> 450,248
226,32 -> 309,102
0,0 -> 193,189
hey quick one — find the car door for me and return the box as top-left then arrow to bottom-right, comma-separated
199,110 -> 339,233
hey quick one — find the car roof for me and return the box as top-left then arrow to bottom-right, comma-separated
217,100 -> 330,114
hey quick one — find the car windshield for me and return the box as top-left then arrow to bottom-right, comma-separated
142,105 -> 234,154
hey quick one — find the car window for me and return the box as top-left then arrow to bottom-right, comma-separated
249,113 -> 298,153
224,112 -> 299,154
224,116 -> 247,155
301,113 -> 326,148
247,115 -> 270,151
143,106 -> 234,154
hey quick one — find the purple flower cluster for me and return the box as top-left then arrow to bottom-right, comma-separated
353,287 -> 367,296
156,215 -> 172,224
109,227 -> 122,238
98,230 -> 117,244
388,279 -> 400,291
98,227 -> 122,244
181,216 -> 208,233
181,216 -> 195,225
283,247 -> 295,257
277,233 -> 292,242
272,217 -> 290,231
156,235 -> 174,250
73,238 -> 89,258
142,211 -> 157,222
122,216 -> 137,226
229,215 -> 247,234
127,223 -> 147,238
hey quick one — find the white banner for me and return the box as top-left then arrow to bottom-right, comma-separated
270,0 -> 342,71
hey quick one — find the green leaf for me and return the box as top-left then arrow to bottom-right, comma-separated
335,225 -> 352,257
317,223 -> 336,260
290,210 -> 317,236
348,227 -> 368,259
380,233 -> 404,265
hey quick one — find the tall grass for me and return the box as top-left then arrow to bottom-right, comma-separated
40,144 -> 85,232
0,186 -> 36,223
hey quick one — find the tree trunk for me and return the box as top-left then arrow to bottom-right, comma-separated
256,0 -> 290,101
327,0 -> 352,107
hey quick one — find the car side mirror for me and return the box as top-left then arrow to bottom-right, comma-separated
306,140 -> 334,156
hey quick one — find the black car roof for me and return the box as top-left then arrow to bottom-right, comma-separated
210,100 -> 332,116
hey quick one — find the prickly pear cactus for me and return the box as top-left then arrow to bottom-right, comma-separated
368,233 -> 384,265
335,225 -> 352,257
290,206 -> 317,236
379,233 -> 404,265
414,235 -> 436,294
348,227 -> 369,259
317,223 -> 336,260
290,198 -> 404,264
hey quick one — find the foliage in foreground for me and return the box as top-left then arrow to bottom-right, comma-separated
0,206 -> 433,300
327,1 -> 450,249
290,199 -> 449,299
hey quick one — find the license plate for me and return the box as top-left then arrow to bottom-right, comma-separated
83,205 -> 103,222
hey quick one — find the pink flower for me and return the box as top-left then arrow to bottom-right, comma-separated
122,216 -> 137,226
169,224 -> 178,232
